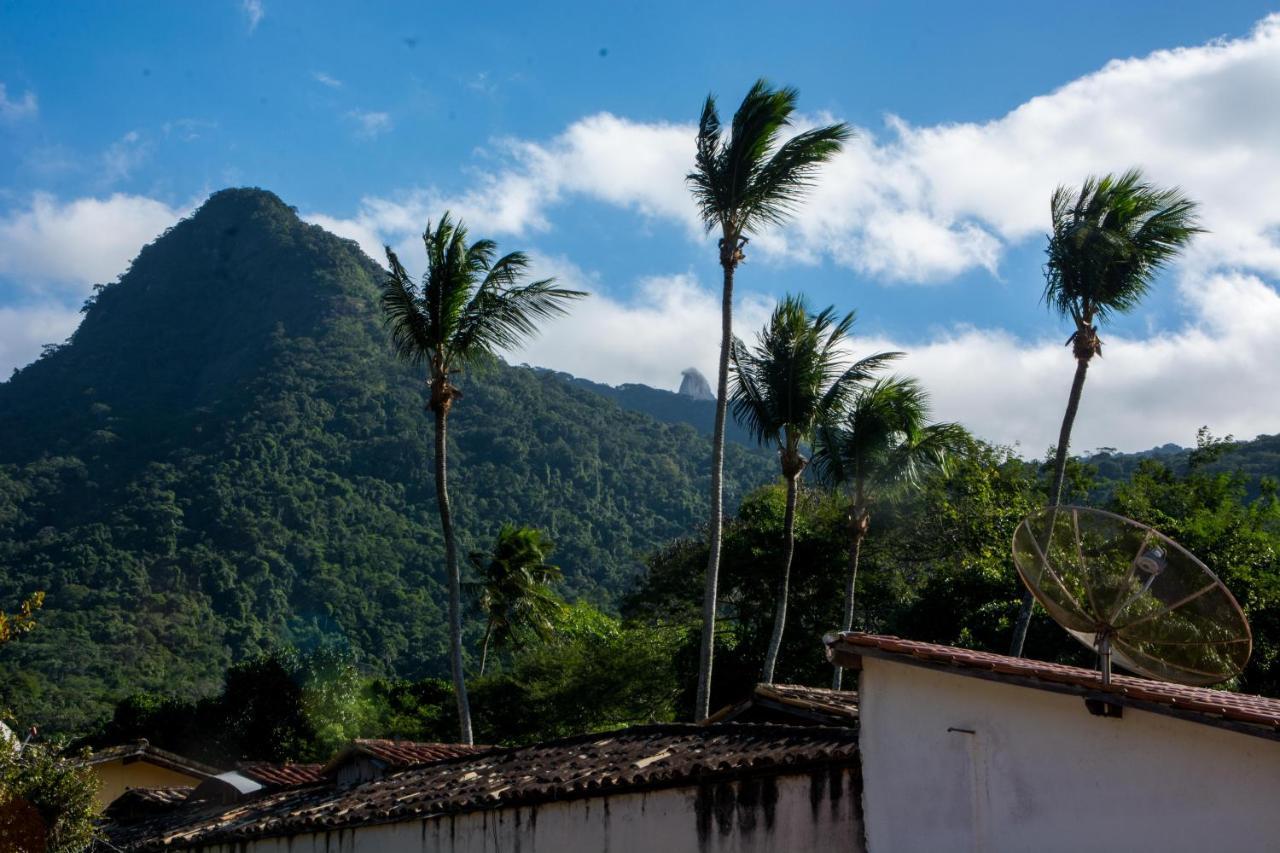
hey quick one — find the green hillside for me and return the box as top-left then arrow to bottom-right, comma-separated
0,188 -> 771,732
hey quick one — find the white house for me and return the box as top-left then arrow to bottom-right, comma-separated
826,632 -> 1280,853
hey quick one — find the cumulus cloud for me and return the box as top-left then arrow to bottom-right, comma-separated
505,256 -> 774,391
866,272 -> 1280,452
0,83 -> 37,122
0,193 -> 186,293
320,16 -> 1280,284
347,110 -> 392,139
0,304 -> 81,378
312,71 -> 343,88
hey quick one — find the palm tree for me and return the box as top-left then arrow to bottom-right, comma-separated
730,295 -> 898,684
467,524 -> 563,676
687,80 -> 851,718
813,378 -> 965,688
1008,169 -> 1201,656
381,215 -> 585,743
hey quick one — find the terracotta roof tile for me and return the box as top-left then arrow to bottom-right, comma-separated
827,632 -> 1280,732
237,763 -> 325,788
349,739 -> 485,767
107,723 -> 859,850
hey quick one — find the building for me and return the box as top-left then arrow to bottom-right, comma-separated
81,740 -> 221,811
106,724 -> 863,852
826,632 -> 1280,853
107,632 -> 1280,852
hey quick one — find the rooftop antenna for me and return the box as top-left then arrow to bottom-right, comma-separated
1011,506 -> 1250,687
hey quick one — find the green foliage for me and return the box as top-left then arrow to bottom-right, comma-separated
0,592 -> 44,645
87,647 -> 373,764
0,189 -> 770,734
1045,169 -> 1202,327
90,601 -> 680,759
467,524 -> 564,675
688,80 -> 852,237
730,295 -> 897,457
0,741 -> 99,853
627,440 -> 1065,710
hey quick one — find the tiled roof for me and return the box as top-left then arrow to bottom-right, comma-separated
107,723 -> 859,850
79,740 -> 221,779
705,683 -> 858,726
237,762 -> 325,788
827,632 -> 1280,735
348,739 -> 485,767
104,787 -> 195,822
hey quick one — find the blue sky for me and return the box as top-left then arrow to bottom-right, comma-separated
3,1 -> 1280,452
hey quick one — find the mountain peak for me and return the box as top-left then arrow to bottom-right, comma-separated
678,368 -> 715,401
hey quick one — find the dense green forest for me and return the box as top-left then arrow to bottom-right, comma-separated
0,188 -> 770,733
84,431 -> 1280,765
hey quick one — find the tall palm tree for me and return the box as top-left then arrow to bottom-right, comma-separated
687,80 -> 851,718
730,295 -> 898,684
1008,169 -> 1201,656
467,524 -> 563,676
381,215 -> 585,743
813,378 -> 965,688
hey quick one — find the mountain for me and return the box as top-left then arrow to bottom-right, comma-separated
544,372 -> 756,448
1086,434 -> 1280,499
677,368 -> 715,401
0,188 -> 772,732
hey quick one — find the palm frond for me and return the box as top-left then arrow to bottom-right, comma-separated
380,247 -> 434,366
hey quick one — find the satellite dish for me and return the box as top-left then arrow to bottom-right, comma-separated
1011,506 -> 1250,687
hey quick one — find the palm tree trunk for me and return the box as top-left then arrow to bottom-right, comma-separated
761,471 -> 799,684
1009,354 -> 1091,657
832,526 -> 865,690
695,252 -> 736,720
478,617 -> 493,677
435,405 -> 474,744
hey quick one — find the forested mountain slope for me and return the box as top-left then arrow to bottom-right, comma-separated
0,188 -> 770,731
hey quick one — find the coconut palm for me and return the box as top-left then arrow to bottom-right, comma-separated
1008,169 -> 1201,656
730,295 -> 899,684
381,215 -> 585,743
687,80 -> 851,718
467,524 -> 563,676
813,378 -> 965,689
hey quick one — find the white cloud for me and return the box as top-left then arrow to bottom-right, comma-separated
312,71 -> 342,88
0,83 -> 37,122
504,256 -> 774,391
242,0 -> 263,31
347,110 -> 392,139
868,272 -> 1280,452
101,130 -> 150,184
0,193 -> 186,293
0,304 -> 81,378
323,15 -> 1280,285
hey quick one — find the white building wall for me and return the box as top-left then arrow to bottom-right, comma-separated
184,771 -> 863,853
857,657 -> 1280,853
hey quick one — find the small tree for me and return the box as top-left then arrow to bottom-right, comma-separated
467,524 -> 563,675
0,593 -> 44,646
0,741 -> 98,853
730,295 -> 897,683
813,378 -> 964,688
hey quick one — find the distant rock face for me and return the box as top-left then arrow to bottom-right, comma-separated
678,368 -> 715,401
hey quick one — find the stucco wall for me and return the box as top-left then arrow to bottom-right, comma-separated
180,770 -> 862,853
92,760 -> 205,811
857,657 -> 1280,853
